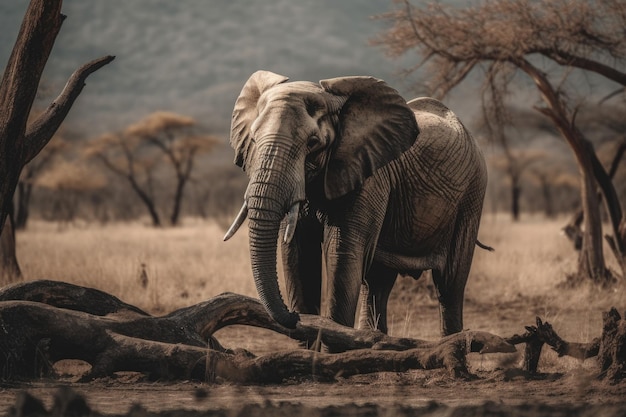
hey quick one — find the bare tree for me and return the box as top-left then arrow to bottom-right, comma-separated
0,0 -> 113,282
374,0 -> 626,284
85,112 -> 219,226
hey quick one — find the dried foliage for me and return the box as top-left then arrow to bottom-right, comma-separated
125,111 -> 195,137
374,0 -> 626,98
35,160 -> 107,192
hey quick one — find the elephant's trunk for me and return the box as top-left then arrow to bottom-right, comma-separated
244,143 -> 304,329
247,212 -> 299,328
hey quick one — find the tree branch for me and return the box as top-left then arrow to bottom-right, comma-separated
0,0 -> 64,143
539,49 -> 626,86
22,55 -> 115,165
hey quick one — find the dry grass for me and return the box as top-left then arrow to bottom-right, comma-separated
16,218 -> 256,314
15,214 -> 626,347
471,214 -> 626,327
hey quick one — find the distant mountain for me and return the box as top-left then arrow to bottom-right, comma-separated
1,0 -> 415,139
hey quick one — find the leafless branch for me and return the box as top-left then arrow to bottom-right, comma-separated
23,55 -> 115,165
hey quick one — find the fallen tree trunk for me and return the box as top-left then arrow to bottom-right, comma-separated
0,279 -> 149,317
1,280 -> 623,383
0,280 -> 512,353
101,329 -> 510,382
0,280 -> 515,382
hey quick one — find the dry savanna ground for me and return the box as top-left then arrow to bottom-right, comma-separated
2,214 -> 626,416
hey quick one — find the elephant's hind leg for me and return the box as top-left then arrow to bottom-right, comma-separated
357,262 -> 397,334
432,218 -> 479,336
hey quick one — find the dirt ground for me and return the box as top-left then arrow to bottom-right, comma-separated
2,281 -> 626,417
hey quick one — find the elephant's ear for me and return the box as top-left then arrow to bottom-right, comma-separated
231,71 -> 289,171
319,76 -> 419,200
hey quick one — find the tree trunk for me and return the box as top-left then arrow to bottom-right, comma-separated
598,308 -> 626,382
128,176 -> 161,227
591,143 -> 626,278
14,181 -> 32,230
577,158 -> 611,284
511,181 -> 521,222
0,208 -> 22,285
539,176 -> 554,218
169,175 -> 187,226
518,58 -> 612,285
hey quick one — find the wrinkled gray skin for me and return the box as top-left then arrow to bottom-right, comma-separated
226,71 -> 487,337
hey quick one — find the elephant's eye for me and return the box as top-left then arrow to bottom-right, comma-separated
307,136 -> 322,152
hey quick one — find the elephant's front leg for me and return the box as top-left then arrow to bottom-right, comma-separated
280,214 -> 323,315
322,188 -> 389,330
357,262 -> 398,333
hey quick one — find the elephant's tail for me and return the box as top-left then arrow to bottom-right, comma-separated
476,240 -> 495,252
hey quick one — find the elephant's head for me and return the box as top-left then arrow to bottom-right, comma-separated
224,70 -> 419,328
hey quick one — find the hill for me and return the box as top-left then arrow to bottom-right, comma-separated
1,0 -> 411,139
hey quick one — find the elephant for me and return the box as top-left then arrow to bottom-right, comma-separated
223,70 -> 488,338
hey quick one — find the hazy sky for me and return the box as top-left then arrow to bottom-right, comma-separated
1,0 -> 412,138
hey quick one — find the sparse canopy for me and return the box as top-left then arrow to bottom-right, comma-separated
374,0 -> 626,98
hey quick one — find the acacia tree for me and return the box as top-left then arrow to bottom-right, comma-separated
0,0 -> 113,282
85,112 -> 219,226
374,0 -> 626,284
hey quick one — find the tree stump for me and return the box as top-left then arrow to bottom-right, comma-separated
598,308 -> 626,382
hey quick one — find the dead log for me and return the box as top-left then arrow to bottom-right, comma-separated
1,280 -> 513,353
97,329 -> 515,382
0,280 -> 515,382
0,279 -> 149,317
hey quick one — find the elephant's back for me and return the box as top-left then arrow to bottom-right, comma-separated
407,97 -> 483,175
408,97 -> 468,147
407,97 -> 452,119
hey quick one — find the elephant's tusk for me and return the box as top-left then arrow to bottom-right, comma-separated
283,202 -> 300,244
223,201 -> 249,241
